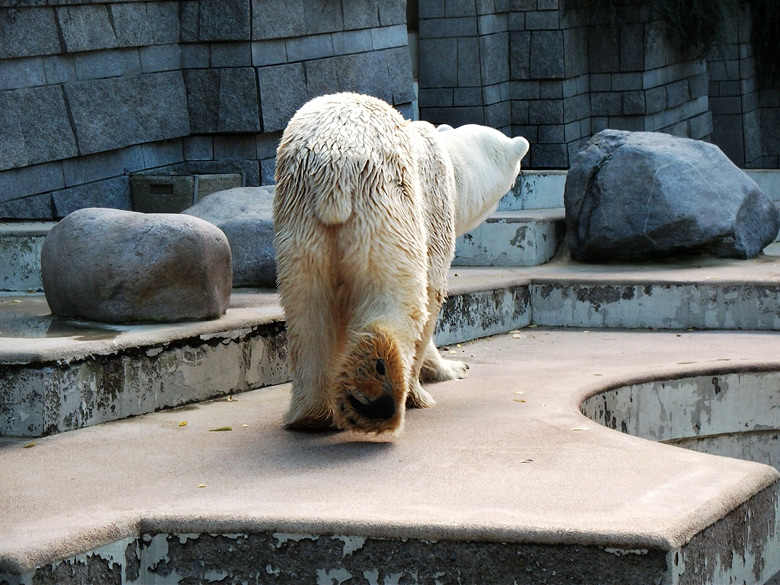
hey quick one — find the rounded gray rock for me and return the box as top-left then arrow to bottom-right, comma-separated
183,187 -> 276,287
41,208 -> 232,323
565,130 -> 780,262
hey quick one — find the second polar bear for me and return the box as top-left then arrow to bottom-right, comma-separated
274,93 -> 529,433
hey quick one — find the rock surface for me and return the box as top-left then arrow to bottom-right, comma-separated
183,187 -> 276,287
565,130 -> 780,261
41,208 -> 232,323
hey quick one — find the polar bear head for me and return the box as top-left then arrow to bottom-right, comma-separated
435,124 -> 530,235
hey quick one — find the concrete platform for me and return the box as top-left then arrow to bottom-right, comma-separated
2,328 -> 780,584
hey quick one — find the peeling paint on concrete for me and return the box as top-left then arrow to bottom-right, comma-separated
331,535 -> 366,557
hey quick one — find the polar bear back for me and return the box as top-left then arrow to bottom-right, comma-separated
275,92 -> 415,227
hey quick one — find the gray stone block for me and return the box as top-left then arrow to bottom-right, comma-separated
623,90 -> 646,116
480,32 -> 509,86
260,157 -> 276,185
332,29 -> 373,56
611,72 -> 641,91
184,69 -> 220,133
419,0 -> 446,18
65,72 -> 190,156
371,24 -> 408,50
199,0 -> 250,41
0,86 -> 78,171
182,160 -> 260,186
179,0 -> 199,43
538,124 -> 564,143
587,27 -> 619,73
181,43 -> 210,69
341,0 -> 381,28
52,176 -> 133,218
447,0 -> 477,17
74,49 -> 141,81
62,146 -> 145,187
218,68 -> 261,132
531,143 -> 568,168
645,85 -> 666,114
42,208 -> 232,323
457,37 -> 481,87
0,7 -> 59,59
590,92 -> 621,116
540,80 -> 563,99
0,193 -> 52,219
285,33 -> 334,62
210,42 -> 252,68
147,2 -> 181,44
109,3 -> 153,47
56,5 -> 118,53
378,0 -> 406,25
214,136 -> 256,160
303,0 -> 344,35
0,57 -> 46,91
525,11 -> 559,30
251,0 -> 304,39
140,44 -> 181,73
256,132 -> 280,159
529,99 -> 563,124
563,93 -> 590,123
419,38 -> 458,88
0,162 -> 64,202
666,79 -> 690,108
251,40 -> 287,66
419,88 -> 454,107
43,55 -> 76,85
511,80 -> 540,100
184,136 -> 214,161
563,26 -> 588,78
689,111 -> 713,141
182,186 -> 276,287
530,31 -> 564,79
142,140 -> 184,169
478,13 -> 508,35
419,105 -> 484,126
257,63 -> 308,133
419,16 -> 478,38
619,23 -> 644,71
385,47 -> 415,104
511,100 -> 529,124
454,87 -> 482,106
509,31 -> 530,79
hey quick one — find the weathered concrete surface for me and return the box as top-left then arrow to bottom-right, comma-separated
452,209 -> 564,267
2,329 -> 780,584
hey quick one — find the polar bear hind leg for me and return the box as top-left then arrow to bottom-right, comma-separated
419,339 -> 469,382
277,231 -> 342,430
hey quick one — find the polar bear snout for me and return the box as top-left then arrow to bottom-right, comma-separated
347,391 -> 396,421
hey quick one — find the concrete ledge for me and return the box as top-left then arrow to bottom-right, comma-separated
2,329 -> 780,583
452,209 -> 565,267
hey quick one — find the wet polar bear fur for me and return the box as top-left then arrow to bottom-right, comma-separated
274,92 -> 529,433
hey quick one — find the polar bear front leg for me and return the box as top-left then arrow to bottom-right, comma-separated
419,338 -> 469,382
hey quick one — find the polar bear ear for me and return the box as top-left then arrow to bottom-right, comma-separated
437,124 -> 454,132
511,136 -> 530,160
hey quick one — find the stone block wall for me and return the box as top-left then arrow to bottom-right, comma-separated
0,0 -> 414,219
706,7 -> 780,169
416,1 -> 777,170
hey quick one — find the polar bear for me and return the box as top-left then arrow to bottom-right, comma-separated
274,93 -> 529,433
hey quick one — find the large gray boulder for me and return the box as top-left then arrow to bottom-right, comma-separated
183,187 -> 276,287
565,130 -> 780,262
42,208 -> 232,323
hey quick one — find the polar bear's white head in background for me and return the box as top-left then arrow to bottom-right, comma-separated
434,124 -> 530,235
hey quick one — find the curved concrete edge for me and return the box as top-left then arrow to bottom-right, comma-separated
2,330 -> 780,583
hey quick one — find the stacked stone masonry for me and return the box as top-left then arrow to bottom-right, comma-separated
0,0 -> 413,219
1,0 -> 779,219
417,0 -> 779,170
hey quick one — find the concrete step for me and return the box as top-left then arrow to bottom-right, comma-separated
452,208 -> 565,267
2,328 -> 780,584
6,244 -> 780,438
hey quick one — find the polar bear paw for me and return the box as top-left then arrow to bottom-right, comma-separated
420,341 -> 470,382
332,326 -> 407,434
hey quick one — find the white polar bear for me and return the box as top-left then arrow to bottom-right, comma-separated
274,92 -> 529,433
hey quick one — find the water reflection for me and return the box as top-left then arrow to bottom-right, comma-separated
0,296 -> 122,341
